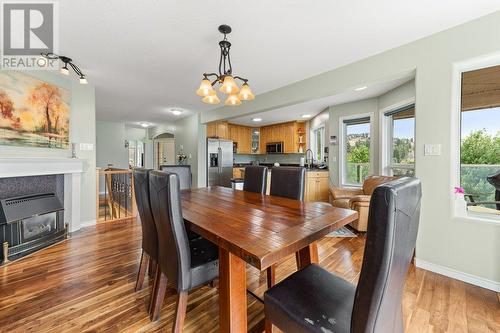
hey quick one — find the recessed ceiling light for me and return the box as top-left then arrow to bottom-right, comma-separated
140,122 -> 150,128
252,118 -> 262,122
355,86 -> 367,91
170,109 -> 183,116
301,114 -> 311,118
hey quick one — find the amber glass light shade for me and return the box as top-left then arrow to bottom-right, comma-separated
225,94 -> 242,106
196,79 -> 215,96
238,83 -> 255,100
202,94 -> 221,104
219,75 -> 239,94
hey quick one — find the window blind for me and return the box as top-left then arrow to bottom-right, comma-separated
461,65 -> 500,112
343,116 -> 370,125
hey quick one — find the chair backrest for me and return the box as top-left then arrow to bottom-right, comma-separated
270,166 -> 306,201
351,177 -> 422,333
149,170 -> 191,291
160,165 -> 192,190
362,175 -> 397,195
243,166 -> 268,194
132,168 -> 158,260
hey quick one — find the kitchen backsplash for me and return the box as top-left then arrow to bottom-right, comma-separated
234,153 -> 305,165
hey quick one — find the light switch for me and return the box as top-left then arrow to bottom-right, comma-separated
79,143 -> 94,151
424,144 -> 441,156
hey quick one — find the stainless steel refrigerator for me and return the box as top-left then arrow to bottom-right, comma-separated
207,138 -> 233,187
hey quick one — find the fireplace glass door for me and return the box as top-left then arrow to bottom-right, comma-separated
21,212 -> 57,242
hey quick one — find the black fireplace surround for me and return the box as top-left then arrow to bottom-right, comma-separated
0,175 -> 67,263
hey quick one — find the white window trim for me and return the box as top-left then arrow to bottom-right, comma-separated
451,52 -> 500,224
379,98 -> 416,176
312,126 -> 325,162
339,112 -> 374,187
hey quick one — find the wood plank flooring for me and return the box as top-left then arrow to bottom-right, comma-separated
0,219 -> 499,333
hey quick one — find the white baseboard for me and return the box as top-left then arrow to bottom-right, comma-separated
80,219 -> 97,228
415,258 -> 500,292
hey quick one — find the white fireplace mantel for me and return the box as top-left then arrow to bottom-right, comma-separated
0,157 -> 84,232
0,157 -> 83,178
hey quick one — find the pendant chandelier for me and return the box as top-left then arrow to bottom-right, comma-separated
197,25 -> 254,106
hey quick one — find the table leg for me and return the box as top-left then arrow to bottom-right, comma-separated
295,242 -> 319,269
219,247 -> 247,333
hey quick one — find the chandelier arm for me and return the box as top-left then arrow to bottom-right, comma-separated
218,46 -> 224,77
227,51 -> 233,75
233,76 -> 248,83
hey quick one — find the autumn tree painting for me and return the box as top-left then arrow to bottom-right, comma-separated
0,72 -> 70,148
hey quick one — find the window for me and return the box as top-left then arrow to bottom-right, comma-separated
460,65 -> 500,216
312,127 -> 325,162
383,105 -> 415,176
342,117 -> 371,185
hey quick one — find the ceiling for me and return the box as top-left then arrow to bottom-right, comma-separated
229,77 -> 413,126
59,1 -> 500,126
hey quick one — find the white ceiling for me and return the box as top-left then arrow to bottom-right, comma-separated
229,77 -> 413,126
59,1 -> 500,126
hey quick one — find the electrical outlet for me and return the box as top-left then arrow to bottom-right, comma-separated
79,143 -> 94,151
424,144 -> 441,156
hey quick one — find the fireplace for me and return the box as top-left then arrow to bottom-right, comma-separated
0,190 -> 66,264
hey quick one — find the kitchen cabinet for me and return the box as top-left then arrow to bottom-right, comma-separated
229,124 -> 252,154
260,121 -> 307,153
304,171 -> 329,202
206,121 -> 229,139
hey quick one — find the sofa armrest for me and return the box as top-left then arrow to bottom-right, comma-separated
330,186 -> 364,200
349,195 -> 371,208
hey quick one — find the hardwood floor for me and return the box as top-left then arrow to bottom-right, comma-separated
0,218 -> 499,333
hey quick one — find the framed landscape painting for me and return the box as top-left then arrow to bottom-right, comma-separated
0,71 -> 70,149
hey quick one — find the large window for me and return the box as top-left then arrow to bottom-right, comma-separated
312,127 -> 325,162
342,117 -> 371,185
383,105 -> 415,176
460,65 -> 500,215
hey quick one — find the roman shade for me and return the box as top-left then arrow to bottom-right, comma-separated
461,64 -> 500,112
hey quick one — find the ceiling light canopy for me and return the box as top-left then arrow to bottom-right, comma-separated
197,25 -> 254,106
140,122 -> 150,128
355,86 -> 367,91
41,53 -> 88,84
301,114 -> 311,118
252,118 -> 262,122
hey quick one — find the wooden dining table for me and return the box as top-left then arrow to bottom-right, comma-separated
181,186 -> 358,333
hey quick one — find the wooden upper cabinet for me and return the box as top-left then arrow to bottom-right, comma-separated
206,121 -> 229,139
226,123 -> 252,154
284,122 -> 297,153
259,121 -> 306,153
210,120 -> 306,154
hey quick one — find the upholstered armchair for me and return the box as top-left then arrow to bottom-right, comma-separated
330,175 -> 396,231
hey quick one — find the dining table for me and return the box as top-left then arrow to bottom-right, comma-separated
181,186 -> 358,333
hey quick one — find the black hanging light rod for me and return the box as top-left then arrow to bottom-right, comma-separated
41,52 -> 87,84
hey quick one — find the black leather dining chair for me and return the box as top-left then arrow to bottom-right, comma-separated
160,165 -> 192,190
132,168 -> 158,292
243,166 -> 268,194
264,177 -> 422,333
266,166 -> 307,288
270,166 -> 306,201
160,164 -> 202,241
148,170 -> 219,328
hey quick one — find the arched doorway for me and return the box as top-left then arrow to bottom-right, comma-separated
153,132 -> 175,170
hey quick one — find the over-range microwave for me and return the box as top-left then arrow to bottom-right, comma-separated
266,142 -> 283,154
